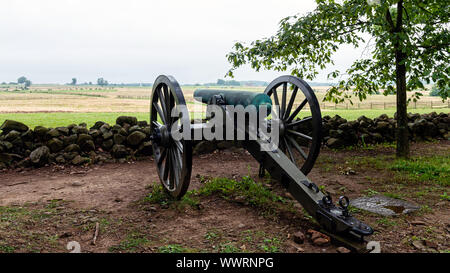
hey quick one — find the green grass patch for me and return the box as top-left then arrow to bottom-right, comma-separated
0,244 -> 15,253
109,232 -> 149,253
195,176 -> 292,217
318,108 -> 450,120
143,184 -> 201,210
346,153 -> 449,186
0,112 -> 150,129
389,155 -> 450,186
158,244 -> 194,253
440,192 -> 450,201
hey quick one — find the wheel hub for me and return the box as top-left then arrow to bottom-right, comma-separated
152,125 -> 172,147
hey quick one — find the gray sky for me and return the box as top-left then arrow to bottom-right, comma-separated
0,0 -> 363,84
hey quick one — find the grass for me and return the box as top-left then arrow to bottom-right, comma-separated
144,176 -> 292,218
143,184 -> 201,211
194,176 -> 292,217
1,107 -> 448,129
318,108 -> 449,121
389,155 -> 450,186
158,244 -> 190,253
109,232 -> 149,253
347,153 -> 449,186
0,112 -> 150,129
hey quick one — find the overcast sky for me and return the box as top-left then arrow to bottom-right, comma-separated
0,0 -> 363,84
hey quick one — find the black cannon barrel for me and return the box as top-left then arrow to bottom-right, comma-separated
193,89 -> 272,112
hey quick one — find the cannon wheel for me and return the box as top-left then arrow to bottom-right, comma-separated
150,75 -> 192,198
264,75 -> 322,175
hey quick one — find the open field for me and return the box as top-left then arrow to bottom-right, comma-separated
0,141 -> 448,253
0,84 -> 448,128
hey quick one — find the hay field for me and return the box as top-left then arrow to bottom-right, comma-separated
0,84 -> 448,128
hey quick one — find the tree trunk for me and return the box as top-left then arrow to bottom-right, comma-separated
395,53 -> 409,158
395,0 -> 410,158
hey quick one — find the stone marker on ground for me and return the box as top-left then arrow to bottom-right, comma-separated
350,195 -> 420,216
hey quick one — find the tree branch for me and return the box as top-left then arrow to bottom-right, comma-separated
386,9 -> 395,32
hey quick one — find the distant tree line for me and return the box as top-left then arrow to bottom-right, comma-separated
217,79 -> 241,86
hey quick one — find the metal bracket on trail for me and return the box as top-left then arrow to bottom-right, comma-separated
148,74 -> 374,250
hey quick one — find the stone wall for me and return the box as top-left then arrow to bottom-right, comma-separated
0,116 -> 153,169
0,112 -> 449,169
322,112 -> 450,148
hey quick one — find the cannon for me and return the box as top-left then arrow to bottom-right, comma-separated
149,75 -> 374,247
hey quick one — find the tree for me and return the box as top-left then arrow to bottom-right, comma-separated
430,84 -> 449,97
17,76 -> 27,84
97,78 -> 108,86
24,80 -> 31,89
217,79 -> 226,85
71,78 -> 77,85
227,0 -> 449,158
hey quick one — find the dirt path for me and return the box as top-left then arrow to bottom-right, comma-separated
0,150 -> 259,211
0,143 -> 448,253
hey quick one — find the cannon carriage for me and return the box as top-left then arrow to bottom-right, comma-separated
149,75 -> 373,247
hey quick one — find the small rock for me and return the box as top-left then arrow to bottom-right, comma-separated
336,246 -> 351,253
111,144 -> 128,158
116,116 -> 137,126
65,144 -> 80,153
71,155 -> 90,165
313,237 -> 330,246
29,146 -> 50,165
326,137 -> 344,149
113,133 -> 127,145
293,231 -> 305,244
47,138 -> 64,153
59,232 -> 72,238
296,247 -> 305,253
424,240 -> 438,249
127,131 -> 146,146
71,181 -> 84,187
412,240 -> 425,250
411,220 -> 426,226
0,120 -> 29,133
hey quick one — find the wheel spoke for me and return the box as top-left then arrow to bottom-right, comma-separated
163,148 -> 171,181
281,83 -> 287,119
153,102 -> 167,125
284,138 -> 296,165
163,85 -> 171,123
286,135 -> 308,160
287,116 -> 312,127
174,140 -> 184,154
157,147 -> 167,165
271,88 -> 280,118
285,86 -> 298,120
287,98 -> 308,123
287,129 -> 312,141
172,147 -> 182,186
157,88 -> 169,123
152,120 -> 163,128
169,149 -> 177,189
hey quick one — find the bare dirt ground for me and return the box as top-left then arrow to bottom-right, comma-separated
0,142 -> 449,253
